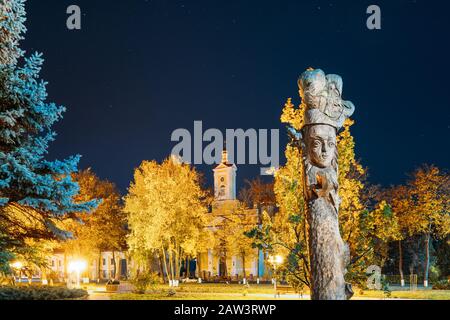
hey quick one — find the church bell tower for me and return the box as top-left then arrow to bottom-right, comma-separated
213,147 -> 237,201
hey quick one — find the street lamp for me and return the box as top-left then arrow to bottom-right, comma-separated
68,260 -> 87,288
268,255 -> 283,298
10,261 -> 23,284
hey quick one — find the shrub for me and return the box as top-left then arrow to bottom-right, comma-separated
166,288 -> 176,297
432,280 -> 450,290
46,271 -> 63,284
0,285 -> 88,300
130,272 -> 159,294
0,274 -> 14,286
286,274 -> 305,295
381,277 -> 391,299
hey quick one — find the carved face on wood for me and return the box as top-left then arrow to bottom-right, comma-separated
305,124 -> 337,168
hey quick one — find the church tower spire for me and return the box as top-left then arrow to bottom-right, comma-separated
213,142 -> 237,201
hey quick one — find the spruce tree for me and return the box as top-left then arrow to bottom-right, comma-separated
0,0 -> 26,65
0,0 -> 96,264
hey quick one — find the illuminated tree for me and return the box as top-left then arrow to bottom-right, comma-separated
241,178 -> 276,209
336,120 -> 401,283
406,165 -> 449,286
389,185 -> 412,286
59,169 -> 127,280
247,98 -> 310,290
217,204 -> 257,280
125,157 -> 211,284
249,97 -> 403,291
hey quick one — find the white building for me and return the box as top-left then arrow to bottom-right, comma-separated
197,148 -> 268,280
45,251 -> 128,282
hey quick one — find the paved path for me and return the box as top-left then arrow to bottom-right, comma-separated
88,291 -> 111,300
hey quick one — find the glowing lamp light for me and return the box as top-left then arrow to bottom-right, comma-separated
274,255 -> 283,265
10,261 -> 23,269
68,260 -> 87,273
268,255 -> 284,266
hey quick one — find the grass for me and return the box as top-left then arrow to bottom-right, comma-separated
110,283 -> 283,300
354,289 -> 450,300
160,283 -> 277,294
107,283 -> 450,300
111,293 -> 282,300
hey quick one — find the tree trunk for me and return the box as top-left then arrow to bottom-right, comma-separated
115,254 -> 121,281
186,257 -> 190,279
302,124 -> 352,300
41,269 -> 47,283
161,247 -> 170,284
256,250 -> 260,279
169,251 -> 175,284
242,254 -> 246,280
297,69 -> 357,300
304,169 -> 347,299
223,249 -> 228,277
424,233 -> 431,287
305,197 -> 349,299
175,245 -> 180,281
98,251 -> 102,281
63,253 -> 68,280
158,253 -> 166,283
257,207 -> 261,279
112,251 -> 116,279
196,254 -> 201,278
398,240 -> 404,286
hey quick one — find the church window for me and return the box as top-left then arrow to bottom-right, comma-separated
218,185 -> 226,197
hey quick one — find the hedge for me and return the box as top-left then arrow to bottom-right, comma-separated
432,280 -> 450,290
0,285 -> 88,300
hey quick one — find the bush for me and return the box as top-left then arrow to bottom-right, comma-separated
130,273 -> 159,294
0,274 -> 14,286
286,274 -> 305,295
432,280 -> 450,290
46,271 -> 63,284
0,285 -> 88,300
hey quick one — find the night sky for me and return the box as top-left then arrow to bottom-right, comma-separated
23,0 -> 449,193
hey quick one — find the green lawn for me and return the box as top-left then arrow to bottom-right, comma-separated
159,283 -> 277,294
107,283 -> 450,300
354,289 -> 450,300
110,283 -> 282,300
111,293 -> 281,300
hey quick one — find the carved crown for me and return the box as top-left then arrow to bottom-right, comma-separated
298,68 -> 355,130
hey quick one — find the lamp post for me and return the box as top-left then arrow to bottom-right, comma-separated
68,260 -> 87,288
268,255 -> 283,298
10,261 -> 23,284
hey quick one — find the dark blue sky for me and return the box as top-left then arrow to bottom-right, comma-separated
24,0 -> 449,193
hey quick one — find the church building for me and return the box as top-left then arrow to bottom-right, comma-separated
196,148 -> 268,281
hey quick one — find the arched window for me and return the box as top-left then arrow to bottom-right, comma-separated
218,185 -> 226,198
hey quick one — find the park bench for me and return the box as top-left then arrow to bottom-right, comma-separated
276,285 -> 304,298
106,282 -> 133,293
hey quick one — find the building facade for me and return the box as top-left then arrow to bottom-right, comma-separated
45,251 -> 128,282
196,149 -> 269,281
